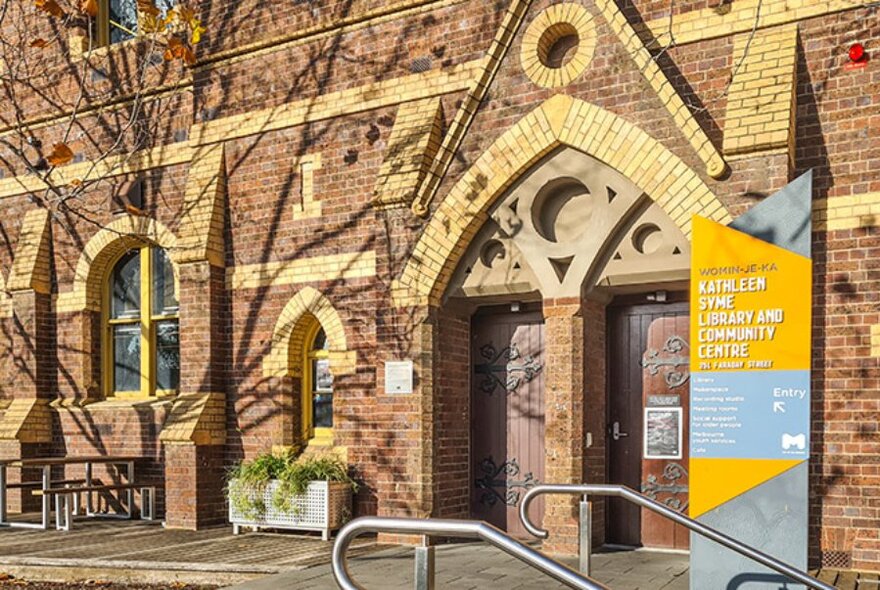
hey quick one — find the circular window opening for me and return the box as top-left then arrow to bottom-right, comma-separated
532,178 -> 590,243
480,239 -> 506,268
632,223 -> 663,255
538,23 -> 580,69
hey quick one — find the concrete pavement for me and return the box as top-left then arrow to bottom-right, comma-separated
227,543 -> 690,589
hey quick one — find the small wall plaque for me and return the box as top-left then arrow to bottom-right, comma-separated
385,360 -> 414,394
647,394 -> 681,407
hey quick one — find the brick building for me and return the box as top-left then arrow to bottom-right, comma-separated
0,0 -> 878,572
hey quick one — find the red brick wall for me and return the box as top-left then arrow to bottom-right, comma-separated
197,1 -> 497,121
795,8 -> 880,570
810,225 -> 880,570
52,405 -> 169,516
433,310 -> 470,518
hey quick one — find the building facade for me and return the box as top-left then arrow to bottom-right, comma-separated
0,0 -> 878,571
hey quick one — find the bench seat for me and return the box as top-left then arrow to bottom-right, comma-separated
32,483 -> 143,496
34,484 -> 156,530
7,479 -> 85,489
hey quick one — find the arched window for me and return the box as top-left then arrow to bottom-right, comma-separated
105,246 -> 179,398
303,322 -> 333,445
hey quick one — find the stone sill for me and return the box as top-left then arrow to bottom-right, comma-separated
52,397 -> 173,411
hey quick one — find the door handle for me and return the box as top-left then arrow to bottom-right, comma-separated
612,421 -> 629,441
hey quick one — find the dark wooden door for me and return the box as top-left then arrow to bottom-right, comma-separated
471,310 -> 545,538
607,301 -> 690,549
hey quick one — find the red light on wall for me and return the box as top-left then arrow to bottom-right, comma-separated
850,43 -> 866,63
845,43 -> 869,70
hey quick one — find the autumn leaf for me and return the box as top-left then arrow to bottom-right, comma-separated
137,0 -> 160,17
35,0 -> 65,18
163,37 -> 196,65
176,5 -> 196,25
183,45 -> 196,65
78,0 -> 98,17
172,4 -> 196,22
46,143 -> 74,167
190,22 -> 206,45
163,37 -> 183,61
68,178 -> 83,188
173,5 -> 205,44
140,13 -> 165,34
30,38 -> 50,48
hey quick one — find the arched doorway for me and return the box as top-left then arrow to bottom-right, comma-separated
444,147 -> 692,546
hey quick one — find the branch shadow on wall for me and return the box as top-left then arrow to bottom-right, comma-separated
793,38 -> 842,570
0,0 -> 514,526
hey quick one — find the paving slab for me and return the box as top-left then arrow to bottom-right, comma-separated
226,544 -> 690,589
0,518 -> 380,586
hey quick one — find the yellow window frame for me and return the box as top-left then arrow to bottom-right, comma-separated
102,246 -> 179,399
302,320 -> 334,446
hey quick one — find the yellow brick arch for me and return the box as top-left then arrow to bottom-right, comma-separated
393,94 -> 732,307
263,286 -> 357,378
57,214 -> 178,313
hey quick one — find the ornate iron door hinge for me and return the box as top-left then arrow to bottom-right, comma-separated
641,335 -> 689,389
474,457 -> 538,507
641,463 -> 689,511
474,342 -> 542,395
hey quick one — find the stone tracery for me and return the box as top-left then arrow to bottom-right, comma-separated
447,148 -> 690,302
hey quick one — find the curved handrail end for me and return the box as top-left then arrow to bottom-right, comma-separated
332,515 -> 609,590
520,485 -> 550,539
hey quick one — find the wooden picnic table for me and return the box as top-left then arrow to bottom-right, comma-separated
0,455 -> 143,530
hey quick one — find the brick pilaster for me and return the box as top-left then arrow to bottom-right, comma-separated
163,443 -> 227,529
1,289 -> 56,513
373,305 -> 435,545
0,439 -> 50,513
161,260 -> 228,528
177,261 -> 226,394
9,291 -> 55,401
542,298 -> 586,556
56,309 -> 102,404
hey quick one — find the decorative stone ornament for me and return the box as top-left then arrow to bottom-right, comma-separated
446,148 -> 691,301
521,3 -> 597,89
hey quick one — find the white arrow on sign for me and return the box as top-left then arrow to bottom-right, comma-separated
773,401 -> 786,413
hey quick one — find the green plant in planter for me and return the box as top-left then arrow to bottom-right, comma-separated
228,450 -> 357,520
273,454 -> 358,514
227,452 -> 290,520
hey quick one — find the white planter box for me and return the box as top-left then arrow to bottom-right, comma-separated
228,479 -> 352,540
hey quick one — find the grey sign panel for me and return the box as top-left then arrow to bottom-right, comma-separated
691,462 -> 808,590
729,170 -> 813,258
691,171 -> 813,590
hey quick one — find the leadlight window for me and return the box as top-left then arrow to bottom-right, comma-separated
304,325 -> 333,444
106,246 -> 179,398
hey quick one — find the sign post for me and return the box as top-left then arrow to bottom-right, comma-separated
689,172 -> 813,588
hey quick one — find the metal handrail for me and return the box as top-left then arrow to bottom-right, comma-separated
331,516 -> 611,590
519,483 -> 836,590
